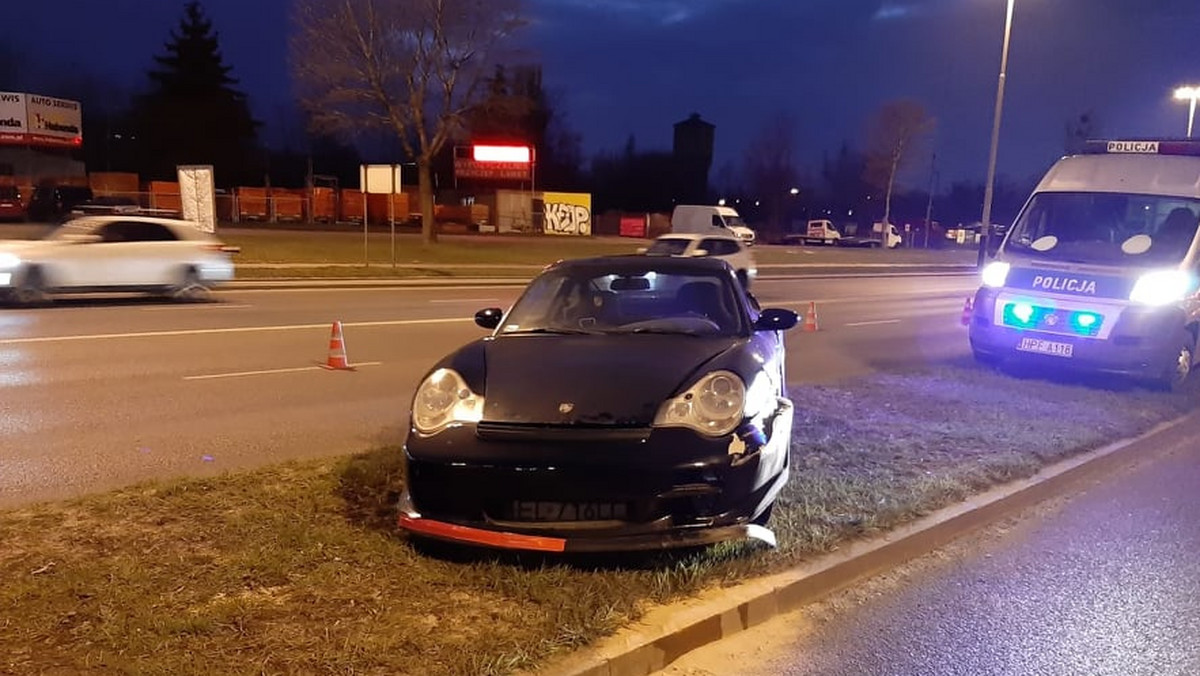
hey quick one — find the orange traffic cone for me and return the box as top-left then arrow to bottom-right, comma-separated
960,297 -> 973,327
323,321 -> 354,370
803,301 -> 820,332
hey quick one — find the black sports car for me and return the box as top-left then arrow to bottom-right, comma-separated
398,255 -> 799,553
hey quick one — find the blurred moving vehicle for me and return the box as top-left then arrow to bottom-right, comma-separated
671,204 -> 756,246
398,255 -> 799,553
27,185 -> 94,222
641,233 -> 757,289
0,185 -> 25,221
0,215 -> 239,305
969,139 -> 1200,390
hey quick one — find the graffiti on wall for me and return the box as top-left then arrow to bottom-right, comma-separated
542,192 -> 592,236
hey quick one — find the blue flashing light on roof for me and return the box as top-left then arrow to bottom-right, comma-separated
1082,140 -> 1200,156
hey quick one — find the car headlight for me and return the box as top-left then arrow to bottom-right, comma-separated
411,368 -> 484,434
653,370 -> 745,437
0,253 -> 21,270
980,261 -> 1010,288
1129,269 -> 1196,306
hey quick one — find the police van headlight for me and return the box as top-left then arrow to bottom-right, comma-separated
981,261 -> 1010,288
1129,270 -> 1196,306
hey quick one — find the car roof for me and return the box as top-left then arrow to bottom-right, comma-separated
546,254 -> 733,275
64,215 -> 215,238
655,233 -> 738,242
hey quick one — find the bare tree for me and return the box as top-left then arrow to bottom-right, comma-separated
743,112 -> 799,237
290,0 -> 524,244
864,99 -> 936,229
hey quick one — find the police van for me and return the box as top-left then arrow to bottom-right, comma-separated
968,140 -> 1200,390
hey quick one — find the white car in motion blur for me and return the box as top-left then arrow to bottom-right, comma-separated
0,216 -> 238,305
641,233 -> 757,289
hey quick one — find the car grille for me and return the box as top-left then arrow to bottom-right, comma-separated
475,421 -> 651,443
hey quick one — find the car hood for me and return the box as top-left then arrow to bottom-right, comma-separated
481,334 -> 738,426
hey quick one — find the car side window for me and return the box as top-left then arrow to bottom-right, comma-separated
711,215 -> 723,228
97,222 -> 132,243
114,222 -> 179,242
699,238 -> 721,254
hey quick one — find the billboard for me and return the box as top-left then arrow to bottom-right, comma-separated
0,92 -> 83,148
454,145 -> 533,181
0,92 -> 26,145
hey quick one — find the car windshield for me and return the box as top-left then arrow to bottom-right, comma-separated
725,216 -> 748,228
500,266 -> 746,337
645,238 -> 691,256
0,186 -> 17,199
44,220 -> 98,240
1005,192 -> 1200,265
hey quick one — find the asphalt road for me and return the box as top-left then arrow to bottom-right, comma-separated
661,413 -> 1200,676
0,273 -> 977,508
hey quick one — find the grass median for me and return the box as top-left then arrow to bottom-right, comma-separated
4,362 -> 1191,675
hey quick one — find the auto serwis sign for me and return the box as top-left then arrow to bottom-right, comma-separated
0,92 -> 26,145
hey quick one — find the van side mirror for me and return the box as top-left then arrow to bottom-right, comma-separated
474,307 -> 504,329
754,308 -> 799,332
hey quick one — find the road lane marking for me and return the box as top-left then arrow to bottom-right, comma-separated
844,319 -> 902,327
0,317 -> 473,346
141,304 -> 254,312
184,361 -> 384,381
428,298 -> 500,304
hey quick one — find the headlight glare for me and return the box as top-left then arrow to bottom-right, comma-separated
654,370 -> 745,437
981,261 -> 1010,288
1129,270 -> 1195,306
0,253 -> 21,269
412,368 -> 484,434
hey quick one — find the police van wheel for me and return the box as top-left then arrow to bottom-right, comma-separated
1156,331 -> 1195,392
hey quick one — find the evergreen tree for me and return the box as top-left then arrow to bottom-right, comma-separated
131,1 -> 259,184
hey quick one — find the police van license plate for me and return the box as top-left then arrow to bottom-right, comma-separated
1017,337 -> 1073,358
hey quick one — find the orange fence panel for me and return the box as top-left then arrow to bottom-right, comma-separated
236,187 -> 268,221
148,181 -> 182,214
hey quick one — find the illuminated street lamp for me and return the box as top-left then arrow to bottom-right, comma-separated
978,0 -> 1016,267
789,187 -> 800,195
1174,86 -> 1200,138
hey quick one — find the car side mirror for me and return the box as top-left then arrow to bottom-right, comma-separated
635,246 -> 648,254
754,308 -> 799,332
64,233 -> 101,244
474,307 -> 504,330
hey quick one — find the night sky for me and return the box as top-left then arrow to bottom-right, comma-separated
4,0 -> 1199,186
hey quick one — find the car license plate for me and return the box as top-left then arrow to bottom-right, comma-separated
510,501 -> 628,522
1017,337 -> 1074,358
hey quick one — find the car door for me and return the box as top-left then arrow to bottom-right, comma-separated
111,221 -> 187,286
42,220 -> 132,288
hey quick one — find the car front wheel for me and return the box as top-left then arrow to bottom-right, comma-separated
171,267 -> 210,302
12,267 -> 50,306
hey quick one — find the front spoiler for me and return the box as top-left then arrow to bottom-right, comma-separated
397,506 -> 777,553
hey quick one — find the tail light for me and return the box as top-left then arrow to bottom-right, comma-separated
204,243 -> 241,254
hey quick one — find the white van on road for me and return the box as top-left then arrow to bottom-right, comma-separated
968,139 -> 1200,390
670,205 -> 756,246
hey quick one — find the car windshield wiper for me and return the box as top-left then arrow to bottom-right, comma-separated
622,327 -> 707,337
506,327 -> 602,336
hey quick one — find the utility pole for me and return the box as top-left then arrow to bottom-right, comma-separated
923,152 -> 937,249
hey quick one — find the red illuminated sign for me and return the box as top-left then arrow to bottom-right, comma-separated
455,144 -> 534,181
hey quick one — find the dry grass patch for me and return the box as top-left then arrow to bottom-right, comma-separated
1,363 -> 1194,674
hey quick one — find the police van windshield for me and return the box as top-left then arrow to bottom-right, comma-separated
1006,192 -> 1200,266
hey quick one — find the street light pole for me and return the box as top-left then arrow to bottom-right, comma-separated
977,0 -> 1016,268
1175,86 -> 1200,138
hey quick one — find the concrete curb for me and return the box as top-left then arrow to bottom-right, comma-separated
529,413 -> 1196,676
